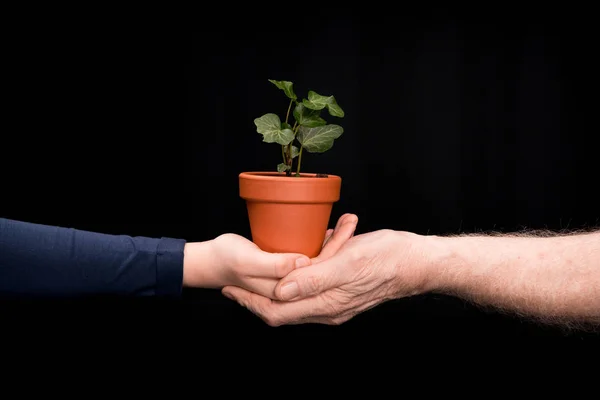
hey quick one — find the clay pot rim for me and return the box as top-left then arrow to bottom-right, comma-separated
239,171 -> 341,183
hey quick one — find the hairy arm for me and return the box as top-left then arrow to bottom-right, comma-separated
424,230 -> 600,327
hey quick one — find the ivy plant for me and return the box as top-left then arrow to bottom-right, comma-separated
254,79 -> 344,176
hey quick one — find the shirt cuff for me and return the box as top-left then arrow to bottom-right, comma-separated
156,237 -> 186,297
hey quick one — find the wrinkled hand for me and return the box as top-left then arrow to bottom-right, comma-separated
311,213 -> 359,264
183,213 -> 358,300
222,227 -> 433,326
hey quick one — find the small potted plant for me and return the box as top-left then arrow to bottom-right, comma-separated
239,79 -> 345,258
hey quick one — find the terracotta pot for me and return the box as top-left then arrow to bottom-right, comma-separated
239,171 -> 342,258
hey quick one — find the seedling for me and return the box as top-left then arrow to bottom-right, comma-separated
254,79 -> 345,176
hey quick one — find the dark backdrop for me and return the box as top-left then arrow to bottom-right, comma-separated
1,7 -> 598,345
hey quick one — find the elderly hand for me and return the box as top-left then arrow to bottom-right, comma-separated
222,227 -> 436,326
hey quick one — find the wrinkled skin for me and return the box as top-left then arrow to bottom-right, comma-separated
222,217 -> 431,326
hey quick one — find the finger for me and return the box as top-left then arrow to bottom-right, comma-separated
313,214 -> 358,264
221,286 -> 325,326
244,250 -> 311,279
274,258 -> 343,301
334,213 -> 352,231
322,229 -> 334,247
233,277 -> 281,300
321,214 -> 350,249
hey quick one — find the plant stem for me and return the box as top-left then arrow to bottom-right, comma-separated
289,124 -> 301,176
281,143 -> 291,175
295,146 -> 303,177
284,102 -> 296,176
285,99 -> 293,124
281,145 -> 286,165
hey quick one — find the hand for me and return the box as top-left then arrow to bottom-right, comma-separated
222,228 -> 435,326
313,212 -> 359,264
183,213 -> 358,300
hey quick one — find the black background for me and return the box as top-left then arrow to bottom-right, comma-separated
2,6 -> 599,347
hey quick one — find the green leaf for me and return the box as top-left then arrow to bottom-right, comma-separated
326,100 -> 344,118
302,91 -> 327,110
277,163 -> 291,172
297,124 -> 344,153
302,90 -> 344,118
282,122 -> 293,130
268,79 -> 297,100
293,103 -> 326,128
254,113 -> 295,145
291,145 -> 300,158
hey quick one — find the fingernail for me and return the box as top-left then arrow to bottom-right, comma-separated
280,282 -> 299,300
346,216 -> 358,225
222,291 -> 234,300
295,256 -> 310,268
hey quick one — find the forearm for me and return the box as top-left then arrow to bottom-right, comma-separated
425,230 -> 600,325
0,218 -> 185,297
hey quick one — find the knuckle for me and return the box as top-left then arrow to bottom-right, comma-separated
323,300 -> 342,317
306,275 -> 323,293
262,312 -> 282,327
319,303 -> 336,318
347,247 -> 366,263
239,300 -> 251,311
273,257 -> 289,277
327,309 -> 351,325
330,315 -> 349,326
264,316 -> 281,327
247,300 -> 282,327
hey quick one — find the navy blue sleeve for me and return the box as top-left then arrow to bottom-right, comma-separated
0,218 -> 186,298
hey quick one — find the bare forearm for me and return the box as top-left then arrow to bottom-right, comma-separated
425,230 -> 600,326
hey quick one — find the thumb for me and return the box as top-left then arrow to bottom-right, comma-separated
248,249 -> 312,279
274,259 -> 342,301
313,213 -> 358,264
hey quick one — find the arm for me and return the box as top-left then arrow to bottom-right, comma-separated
1,217 -> 320,299
221,225 -> 599,329
426,230 -> 600,326
0,218 -> 185,297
